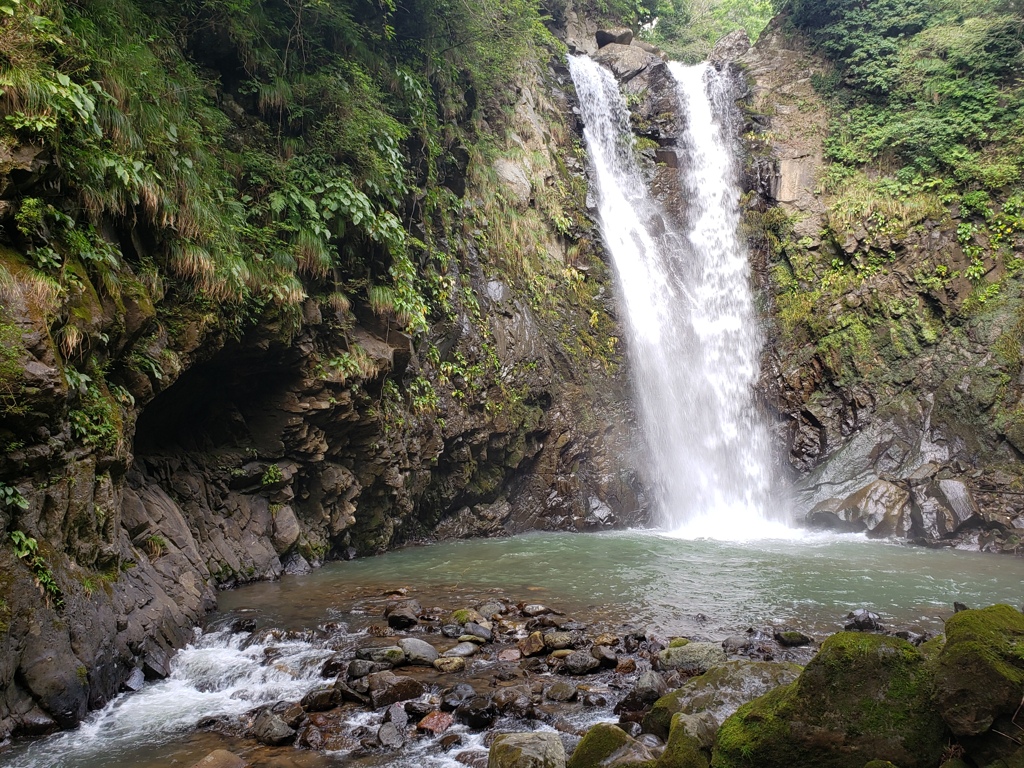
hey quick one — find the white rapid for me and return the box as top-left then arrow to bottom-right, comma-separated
568,55 -> 790,539
0,627 -> 336,768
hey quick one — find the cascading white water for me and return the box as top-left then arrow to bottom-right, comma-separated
568,55 -> 791,539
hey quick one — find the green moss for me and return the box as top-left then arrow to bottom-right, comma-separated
568,724 -> 635,768
658,715 -> 709,768
711,633 -> 947,768
669,637 -> 691,648
933,605 -> 1024,739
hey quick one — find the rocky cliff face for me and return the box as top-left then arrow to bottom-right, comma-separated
0,29 -> 642,740
738,19 -> 1024,553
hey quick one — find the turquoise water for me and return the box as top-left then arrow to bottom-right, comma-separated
219,529 -> 1024,637
5,529 -> 1024,768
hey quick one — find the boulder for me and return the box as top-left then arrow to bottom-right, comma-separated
712,633 -> 948,768
399,637 -> 439,666
301,686 -> 341,712
456,696 -> 498,729
774,630 -> 813,648
933,605 -> 1024,743
658,642 -> 726,675
563,650 -> 600,675
385,599 -> 421,630
708,29 -> 751,65
911,480 -> 979,540
251,709 -> 296,746
657,713 -> 709,768
366,671 -> 425,709
489,732 -> 566,768
596,27 -> 633,47
643,660 -> 801,738
810,480 -> 912,538
568,723 -> 655,768
593,44 -> 655,83
634,669 -> 669,703
378,721 -> 405,749
270,505 -> 301,553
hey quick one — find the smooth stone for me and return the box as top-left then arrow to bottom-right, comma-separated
443,642 -> 479,658
434,657 -> 467,673
399,637 -> 439,666
488,732 -> 566,768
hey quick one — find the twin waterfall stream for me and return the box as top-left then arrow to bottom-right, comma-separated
567,56 -> 786,538
13,52 -> 1024,768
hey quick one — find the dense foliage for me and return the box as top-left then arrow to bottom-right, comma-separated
641,0 -> 773,61
0,0 -> 554,337
783,0 -> 1024,194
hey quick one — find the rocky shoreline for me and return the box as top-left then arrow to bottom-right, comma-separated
67,588 -> 1022,768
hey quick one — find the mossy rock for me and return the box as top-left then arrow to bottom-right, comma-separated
567,723 -> 655,768
656,713 -> 710,768
669,638 -> 691,648
643,661 -> 802,738
933,604 -> 1024,738
711,633 -> 947,768
863,762 -> 901,768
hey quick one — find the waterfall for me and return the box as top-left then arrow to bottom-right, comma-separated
568,55 -> 792,539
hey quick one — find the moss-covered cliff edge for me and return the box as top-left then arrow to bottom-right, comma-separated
739,3 -> 1024,552
0,0 -> 642,737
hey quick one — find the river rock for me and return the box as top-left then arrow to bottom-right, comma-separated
591,645 -> 617,667
190,750 -> 247,768
442,683 -> 477,711
774,630 -> 813,647
477,600 -> 506,619
933,604 -> 1024,753
489,732 -> 566,768
418,710 -> 455,734
301,686 -> 341,712
563,650 -> 600,675
845,608 -> 884,631
399,637 -> 439,666
634,669 -> 669,703
519,631 -> 546,657
643,660 -> 802,737
567,723 -> 654,768
522,604 -> 553,617
457,696 -> 498,729
493,686 -> 533,717
596,27 -> 633,47
713,633 -> 947,768
321,653 -> 349,678
251,709 -> 296,746
434,657 -> 467,673
385,599 -> 421,630
544,631 -> 573,650
464,622 -> 493,642
378,721 -> 405,749
658,642 -> 726,674
444,642 -> 479,658
366,671 -> 425,709
358,645 -> 407,666
545,681 -> 578,702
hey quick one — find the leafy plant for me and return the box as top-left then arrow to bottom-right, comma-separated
10,530 -> 62,608
261,464 -> 284,486
0,482 -> 28,510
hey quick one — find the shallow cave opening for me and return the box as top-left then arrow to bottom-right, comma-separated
133,347 -> 301,457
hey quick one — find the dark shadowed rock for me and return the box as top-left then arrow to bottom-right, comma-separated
366,672 -> 425,709
596,27 -> 633,47
251,709 -> 296,746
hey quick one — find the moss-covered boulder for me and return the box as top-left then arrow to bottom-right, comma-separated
643,661 -> 802,738
658,643 -> 726,675
656,713 -> 710,768
711,633 -> 948,768
933,604 -> 1024,738
489,732 -> 566,768
568,723 -> 656,768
